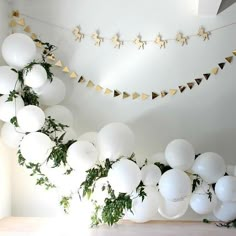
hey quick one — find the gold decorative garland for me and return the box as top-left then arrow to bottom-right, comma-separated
10,10 -> 236,101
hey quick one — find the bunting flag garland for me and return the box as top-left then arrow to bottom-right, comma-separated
10,10 -> 236,102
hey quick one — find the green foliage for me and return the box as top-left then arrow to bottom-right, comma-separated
60,196 -> 72,214
21,86 -> 39,106
91,204 -> 102,227
154,162 -> 171,174
136,181 -> 147,201
203,218 -> 210,224
10,116 -> 19,127
216,219 -> 236,228
192,174 -> 202,192
36,176 -> 55,190
6,90 -> 19,102
17,150 -> 26,166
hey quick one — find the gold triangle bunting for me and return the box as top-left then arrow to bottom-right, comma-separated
187,83 -> 194,90
132,92 -> 140,100
12,10 -> 20,18
218,62 -> 225,70
55,60 -> 63,67
17,18 -> 25,26
62,66 -> 70,73
141,93 -> 149,100
169,89 -> 177,95
114,90 -> 121,97
35,41 -> 42,48
178,86 -> 186,93
152,92 -> 159,100
211,67 -> 219,75
31,33 -> 37,40
195,78 -> 202,85
232,50 -> 236,56
24,26 -> 31,33
123,92 -> 130,99
78,76 -> 86,83
203,73 -> 210,80
87,80 -> 95,88
95,85 -> 103,92
70,72 -> 78,79
47,54 -> 56,61
161,91 -> 168,97
9,20 -> 17,27
225,56 -> 233,63
105,88 -> 112,95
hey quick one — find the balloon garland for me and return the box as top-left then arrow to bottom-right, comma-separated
0,33 -> 236,227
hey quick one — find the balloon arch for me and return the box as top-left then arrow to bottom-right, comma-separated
0,33 -> 236,227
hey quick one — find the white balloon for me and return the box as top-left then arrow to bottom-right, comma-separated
127,186 -> 160,223
35,77 -> 66,106
20,132 -> 53,163
17,105 -> 45,132
44,105 -> 74,127
148,152 -> 168,165
0,95 -> 24,122
213,201 -> 236,222
215,176 -> 236,202
1,122 -> 25,149
1,33 -> 36,69
55,127 -> 77,143
158,194 -> 190,219
67,141 -> 98,171
98,122 -> 135,161
141,164 -> 161,186
190,183 -> 217,215
78,132 -> 98,147
24,64 -> 47,89
192,152 -> 226,184
159,169 -> 191,202
108,159 -> 141,193
165,139 -> 195,171
0,66 -> 19,94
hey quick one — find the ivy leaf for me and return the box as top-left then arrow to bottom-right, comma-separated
10,116 -> 19,127
6,90 -> 19,102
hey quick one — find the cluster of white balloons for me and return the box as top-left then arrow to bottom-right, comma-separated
0,33 -> 235,224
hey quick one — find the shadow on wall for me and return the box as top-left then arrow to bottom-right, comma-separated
218,0 -> 236,14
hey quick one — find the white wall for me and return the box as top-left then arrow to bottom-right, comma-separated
9,0 -> 236,218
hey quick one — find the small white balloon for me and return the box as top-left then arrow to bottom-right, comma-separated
148,152 -> 168,165
0,95 -> 24,122
108,159 -> 141,194
158,194 -> 190,219
159,169 -> 191,202
0,66 -> 19,94
192,152 -> 226,184
1,33 -> 36,69
213,201 -> 236,222
127,186 -> 160,223
141,164 -> 161,186
17,105 -> 45,132
44,105 -> 74,127
67,141 -> 98,171
20,132 -> 53,163
165,139 -> 195,171
78,132 -> 98,147
190,182 -> 217,215
215,176 -> 236,202
98,122 -> 135,161
1,122 -> 25,149
35,77 -> 66,106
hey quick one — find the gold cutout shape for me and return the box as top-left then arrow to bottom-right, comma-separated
211,67 -> 219,75
218,62 -> 225,69
9,20 -> 17,27
31,33 -> 37,40
187,83 -> 194,90
232,50 -> 236,56
24,26 -> 31,33
35,41 -> 42,48
17,18 -> 25,26
47,54 -> 56,61
133,35 -> 146,49
123,92 -> 130,99
176,32 -> 188,46
12,10 -> 20,18
104,88 -> 112,95
70,72 -> 78,79
179,86 -> 186,93
225,56 -> 233,63
114,90 -> 121,97
95,85 -> 103,92
203,73 -> 210,80
152,92 -> 159,100
161,91 -> 168,97
87,80 -> 95,88
169,89 -> 177,95
78,76 -> 86,83
62,66 -> 70,73
197,27 -> 210,41
111,34 -> 123,49
55,60 -> 63,67
91,32 -> 103,46
73,27 -> 84,42
195,78 -> 202,85
154,34 -> 167,49
132,92 -> 140,100
141,93 -> 149,100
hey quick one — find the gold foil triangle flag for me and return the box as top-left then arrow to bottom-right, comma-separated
178,86 -> 186,93
169,89 -> 177,95
218,62 -> 225,70
141,93 -> 149,100
47,54 -> 55,61
105,88 -> 112,95
132,92 -> 140,100
55,60 -> 63,67
161,91 -> 168,98
24,26 -> 31,33
9,20 -> 17,27
232,50 -> 236,56
225,56 -> 233,63
17,18 -> 25,26
70,72 -> 78,79
87,80 -> 95,88
195,78 -> 202,85
95,85 -> 103,92
211,67 -> 218,75
203,73 -> 210,80
123,92 -> 130,99
187,83 -> 194,90
78,76 -> 86,83
62,66 -> 70,73
12,10 -> 20,17
31,33 -> 37,40
152,92 -> 159,100
114,90 -> 121,97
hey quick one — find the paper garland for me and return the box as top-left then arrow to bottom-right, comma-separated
10,10 -> 236,102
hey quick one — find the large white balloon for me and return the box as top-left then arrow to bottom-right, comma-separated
24,64 -> 47,89
190,183 -> 217,215
35,77 -> 66,106
20,132 -> 53,163
165,139 -> 195,171
67,141 -> 98,171
17,105 -> 45,132
0,66 -> 19,94
215,176 -> 236,202
0,95 -> 24,122
158,194 -> 190,219
98,122 -> 135,161
213,201 -> 236,222
159,169 -> 191,202
1,33 -> 36,69
44,105 -> 74,127
78,132 -> 98,147
192,152 -> 226,184
141,164 -> 161,186
127,186 -> 160,223
1,123 -> 25,149
108,159 -> 141,193
148,152 -> 168,165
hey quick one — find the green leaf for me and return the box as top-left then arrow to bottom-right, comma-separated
10,116 -> 19,127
